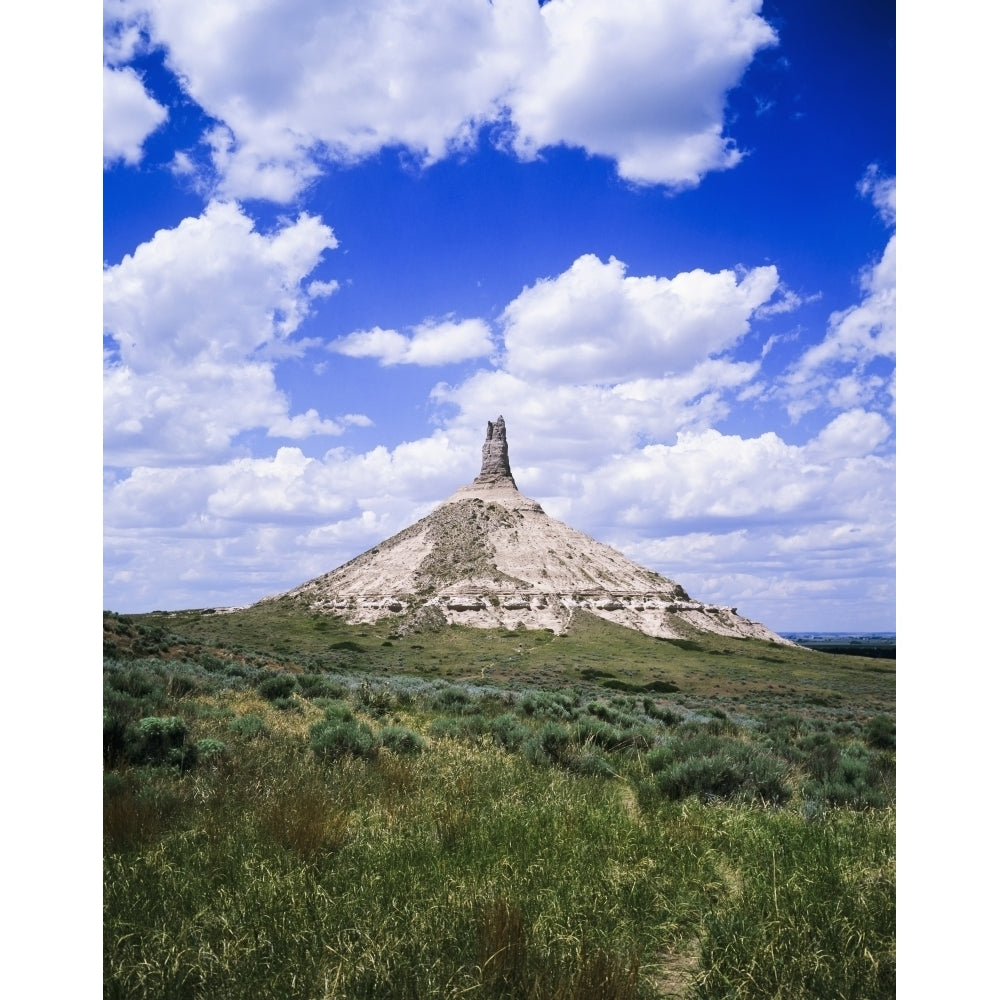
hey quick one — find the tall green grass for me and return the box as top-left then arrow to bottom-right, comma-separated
106,742 -> 707,998
692,810 -> 895,999
104,646 -> 894,999
106,744 -> 893,997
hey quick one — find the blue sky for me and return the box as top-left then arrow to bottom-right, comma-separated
103,0 -> 895,631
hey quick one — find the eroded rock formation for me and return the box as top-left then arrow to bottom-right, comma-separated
265,415 -> 793,644
474,415 -> 517,487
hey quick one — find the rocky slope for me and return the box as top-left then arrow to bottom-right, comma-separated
267,416 -> 793,644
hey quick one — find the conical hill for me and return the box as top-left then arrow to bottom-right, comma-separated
270,416 -> 791,644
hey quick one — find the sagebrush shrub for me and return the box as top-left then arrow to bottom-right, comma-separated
431,685 -> 473,711
320,700 -> 354,722
586,701 -> 634,727
763,712 -> 806,742
136,714 -> 185,745
522,722 -> 573,766
520,691 -> 579,721
228,713 -> 266,739
165,672 -> 202,698
309,718 -> 377,761
195,738 -> 227,761
257,674 -> 296,701
688,716 -> 736,737
378,726 -> 426,755
656,751 -> 788,804
428,716 -> 464,740
641,697 -> 683,726
649,733 -> 790,804
198,653 -> 228,673
575,718 -> 653,753
107,666 -> 162,699
297,674 -> 347,700
488,713 -> 529,751
865,714 -> 895,750
562,746 -> 616,778
574,718 -> 624,751
796,732 -> 842,781
648,730 -> 731,768
802,744 -> 891,809
126,715 -> 198,770
355,679 -> 396,716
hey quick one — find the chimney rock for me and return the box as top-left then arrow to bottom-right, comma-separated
474,415 -> 518,488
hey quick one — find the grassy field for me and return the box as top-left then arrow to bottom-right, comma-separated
126,597 -> 895,716
104,606 -> 895,999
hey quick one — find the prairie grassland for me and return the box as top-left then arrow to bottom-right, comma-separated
127,602 -> 895,713
104,611 -> 894,999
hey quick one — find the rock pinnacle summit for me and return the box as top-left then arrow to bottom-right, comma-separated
474,415 -> 517,488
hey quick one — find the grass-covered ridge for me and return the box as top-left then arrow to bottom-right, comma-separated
104,609 -> 894,999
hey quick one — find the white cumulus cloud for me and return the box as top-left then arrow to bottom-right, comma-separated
858,163 -> 896,226
499,254 -> 779,383
104,202 -> 357,464
783,171 -> 896,420
569,414 -> 894,628
794,235 -> 895,378
505,0 -> 777,188
103,428 -> 474,609
104,65 -> 168,165
114,0 -> 776,200
805,408 -> 891,461
331,317 -> 494,367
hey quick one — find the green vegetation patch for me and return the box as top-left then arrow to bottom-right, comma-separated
104,610 -> 895,999
602,678 -> 681,694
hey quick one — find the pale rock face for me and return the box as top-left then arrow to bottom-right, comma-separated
267,416 -> 794,644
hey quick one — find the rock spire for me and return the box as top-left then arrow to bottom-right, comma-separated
473,415 -> 517,488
